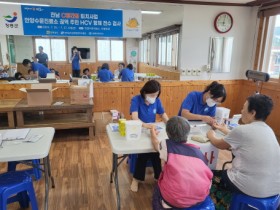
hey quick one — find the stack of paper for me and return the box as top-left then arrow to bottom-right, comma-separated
2,128 -> 30,141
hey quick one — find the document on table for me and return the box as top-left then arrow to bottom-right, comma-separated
2,128 -> 30,141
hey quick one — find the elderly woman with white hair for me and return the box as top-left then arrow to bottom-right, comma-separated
150,116 -> 213,209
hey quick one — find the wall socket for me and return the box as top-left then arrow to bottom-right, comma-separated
186,69 -> 192,76
191,69 -> 197,76
197,69 -> 201,76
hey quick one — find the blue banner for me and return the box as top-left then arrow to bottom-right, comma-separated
21,6 -> 123,37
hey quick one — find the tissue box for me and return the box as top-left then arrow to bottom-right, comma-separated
19,83 -> 57,106
215,107 -> 230,124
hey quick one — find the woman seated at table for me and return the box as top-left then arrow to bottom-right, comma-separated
151,116 -> 213,209
97,63 -> 114,82
207,94 -> 280,208
130,80 -> 169,192
119,63 -> 134,82
178,81 -> 226,124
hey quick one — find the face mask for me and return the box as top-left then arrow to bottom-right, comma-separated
146,96 -> 156,104
206,98 -> 216,107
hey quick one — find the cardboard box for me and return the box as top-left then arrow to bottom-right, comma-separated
19,83 -> 57,106
94,112 -> 113,134
70,85 -> 91,105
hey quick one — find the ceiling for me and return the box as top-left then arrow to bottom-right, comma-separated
0,0 -> 275,33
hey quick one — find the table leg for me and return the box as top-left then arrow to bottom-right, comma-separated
7,111 -> 15,128
46,155 -> 55,188
43,157 -> 49,210
16,111 -> 24,127
110,153 -> 116,183
113,154 -> 121,210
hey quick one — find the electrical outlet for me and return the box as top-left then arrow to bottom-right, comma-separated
197,69 -> 201,76
191,69 -> 197,76
186,69 -> 192,76
181,70 -> 186,76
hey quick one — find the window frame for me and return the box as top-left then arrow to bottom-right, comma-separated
156,32 -> 179,69
32,37 -> 68,63
139,37 -> 150,64
254,6 -> 280,82
96,38 -> 125,62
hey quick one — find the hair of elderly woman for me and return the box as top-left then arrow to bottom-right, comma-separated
247,94 -> 273,121
166,116 -> 191,143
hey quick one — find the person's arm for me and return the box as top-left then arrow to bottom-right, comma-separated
160,113 -> 169,123
78,51 -> 82,62
45,54 -> 49,66
181,109 -> 216,124
207,130 -> 231,150
131,112 -> 153,129
150,126 -> 160,152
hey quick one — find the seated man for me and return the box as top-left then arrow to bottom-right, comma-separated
207,94 -> 280,208
27,69 -> 37,80
22,59 -> 51,78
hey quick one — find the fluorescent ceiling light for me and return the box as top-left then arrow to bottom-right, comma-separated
0,1 -> 50,6
141,10 -> 162,15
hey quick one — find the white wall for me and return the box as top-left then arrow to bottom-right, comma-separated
0,35 -> 8,65
68,37 -> 96,63
14,36 -> 33,63
180,5 -> 258,80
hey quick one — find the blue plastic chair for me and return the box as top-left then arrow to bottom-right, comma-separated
0,171 -> 38,210
183,196 -> 215,210
230,193 -> 280,210
128,154 -> 153,174
7,159 -> 42,180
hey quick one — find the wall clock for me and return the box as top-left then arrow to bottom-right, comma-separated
214,12 -> 233,33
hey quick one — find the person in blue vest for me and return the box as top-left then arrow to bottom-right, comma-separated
151,116 -> 213,209
178,81 -> 226,125
130,80 -> 169,192
97,63 -> 114,82
22,59 -> 51,78
71,46 -> 82,78
119,63 -> 134,82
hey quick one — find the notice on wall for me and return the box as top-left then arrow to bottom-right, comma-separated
0,5 -> 141,38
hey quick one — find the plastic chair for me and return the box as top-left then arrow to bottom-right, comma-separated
128,154 -> 153,174
7,159 -> 42,180
230,193 -> 280,210
182,196 -> 215,210
0,171 -> 38,210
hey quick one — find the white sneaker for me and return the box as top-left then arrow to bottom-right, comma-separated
130,179 -> 139,192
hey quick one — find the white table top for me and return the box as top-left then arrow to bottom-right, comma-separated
0,127 -> 55,162
107,121 -> 224,155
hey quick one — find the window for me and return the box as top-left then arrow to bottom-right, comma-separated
255,4 -> 280,81
157,33 -> 179,67
34,38 -> 67,61
266,15 -> 280,79
97,39 -> 124,61
139,38 -> 150,63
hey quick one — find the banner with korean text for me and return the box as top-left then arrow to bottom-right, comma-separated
0,5 -> 141,38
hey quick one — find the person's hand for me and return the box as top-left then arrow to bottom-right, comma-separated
143,123 -> 153,129
202,116 -> 216,125
150,126 -> 160,138
207,129 -> 216,139
212,122 -> 227,131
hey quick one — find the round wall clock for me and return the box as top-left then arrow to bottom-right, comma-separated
214,12 -> 233,33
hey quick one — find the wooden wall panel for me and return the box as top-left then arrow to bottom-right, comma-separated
1,80 -> 280,137
138,63 -> 180,80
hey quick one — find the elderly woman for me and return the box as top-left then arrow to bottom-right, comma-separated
207,94 -> 280,207
151,116 -> 213,209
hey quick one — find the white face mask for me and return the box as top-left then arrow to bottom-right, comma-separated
146,96 -> 156,104
206,98 -> 216,107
